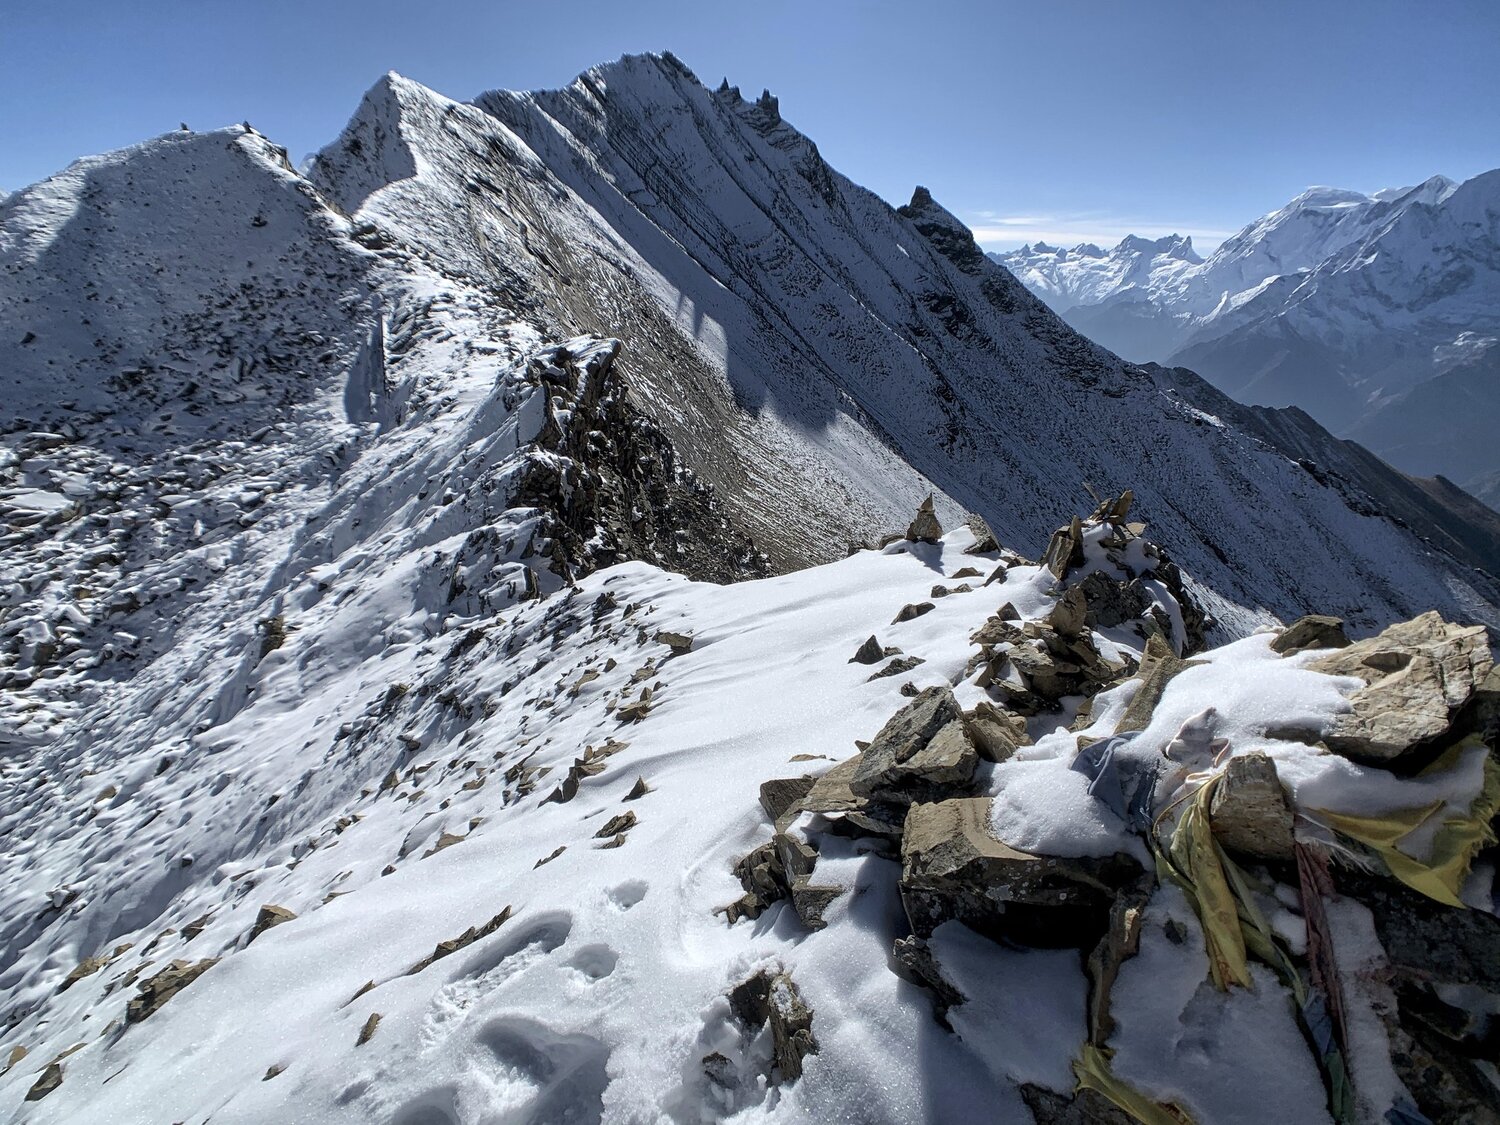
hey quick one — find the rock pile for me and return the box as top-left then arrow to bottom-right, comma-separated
725,497 -> 1499,1124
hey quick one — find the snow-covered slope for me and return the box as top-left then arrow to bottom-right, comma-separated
2,52 -> 1500,1124
993,173 -> 1500,492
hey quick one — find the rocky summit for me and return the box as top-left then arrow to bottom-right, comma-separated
1,51 -> 1499,1125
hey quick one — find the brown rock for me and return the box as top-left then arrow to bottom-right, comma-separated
1208,752 -> 1294,860
851,689 -> 974,803
655,629 -> 694,653
963,513 -> 1000,553
849,635 -> 885,665
891,602 -> 935,624
25,1062 -> 63,1102
759,777 -> 816,822
907,494 -> 943,543
594,810 -> 637,838
248,904 -> 297,943
963,701 -> 1030,763
406,907 -> 513,974
126,958 -> 219,1024
356,1012 -> 382,1046
1271,614 -> 1350,656
900,798 -> 1141,946
1309,611 -> 1492,763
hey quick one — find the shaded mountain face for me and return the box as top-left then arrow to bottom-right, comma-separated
992,174 -> 1500,496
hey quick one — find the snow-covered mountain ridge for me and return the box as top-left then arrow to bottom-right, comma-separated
2,52 -> 1500,1124
992,173 -> 1500,494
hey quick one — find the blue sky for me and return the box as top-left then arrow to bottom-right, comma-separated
2,0 -> 1495,250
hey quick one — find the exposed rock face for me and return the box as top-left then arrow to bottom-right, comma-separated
1207,751 -> 1295,860
125,958 -> 219,1024
1309,611 -> 1493,764
899,798 -> 1141,947
1271,614 -> 1350,655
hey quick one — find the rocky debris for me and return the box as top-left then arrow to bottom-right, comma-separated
595,810 -> 638,847
1308,611 -> 1492,764
1042,516 -> 1087,580
247,904 -> 297,943
543,740 -> 628,803
969,607 -> 1131,716
1271,614 -> 1350,655
891,935 -> 966,1026
963,701 -> 1030,763
963,513 -> 1000,554
625,776 -> 652,800
906,495 -> 942,544
900,798 -> 1141,947
534,846 -> 567,868
25,1061 -> 63,1101
759,776 -> 816,822
58,954 -> 108,992
421,831 -> 466,859
1207,752 -> 1294,860
720,842 -> 787,923
849,635 -> 885,665
616,688 -> 655,723
126,958 -> 219,1024
655,629 -> 694,654
867,655 -> 925,680
263,1065 -> 284,1081
950,566 -> 983,580
1083,881 -> 1152,1047
356,1012 -> 382,1046
850,687 -> 978,807
1113,634 -> 1196,733
405,907 -> 513,975
725,969 -> 819,1085
891,601 -> 935,624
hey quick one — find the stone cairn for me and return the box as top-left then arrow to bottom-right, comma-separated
720,493 -> 1500,1124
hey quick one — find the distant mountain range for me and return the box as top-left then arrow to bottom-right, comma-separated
992,172 -> 1500,500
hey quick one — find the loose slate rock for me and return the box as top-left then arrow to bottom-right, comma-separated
850,687 -> 969,802
849,635 -> 884,665
126,958 -> 219,1024
25,1062 -> 63,1102
891,602 -> 935,625
759,776 -> 816,822
406,907 -> 513,975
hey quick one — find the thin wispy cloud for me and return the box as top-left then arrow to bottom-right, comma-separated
965,209 -> 1237,252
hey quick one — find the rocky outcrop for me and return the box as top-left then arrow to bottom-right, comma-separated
125,958 -> 219,1024
1308,611 -> 1492,765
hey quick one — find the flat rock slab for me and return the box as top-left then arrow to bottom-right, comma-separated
1309,611 -> 1492,764
900,798 -> 1140,946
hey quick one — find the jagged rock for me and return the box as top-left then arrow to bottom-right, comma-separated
1271,614 -> 1350,655
963,701 -> 1029,763
759,776 -> 816,822
1308,611 -> 1493,764
624,776 -> 651,800
655,629 -> 694,653
850,689 -> 975,803
1075,570 -> 1152,631
1048,587 -> 1088,639
849,635 -> 884,665
406,907 -> 513,974
248,904 -> 297,943
891,935 -> 965,1025
867,655 -> 925,680
1114,634 -> 1196,733
263,1065 -> 284,1081
950,566 -> 983,580
1041,517 -> 1085,579
594,810 -> 637,838
534,846 -> 566,868
906,494 -> 942,543
788,880 -> 842,930
963,513 -> 999,553
891,601 -> 935,624
722,842 -> 786,923
1083,879 -> 1152,1046
1454,666 -> 1500,750
421,831 -> 465,858
356,1012 -> 382,1045
58,954 -> 107,992
1208,752 -> 1294,860
1349,876 -> 1500,991
126,958 -> 219,1024
726,969 -> 819,1085
25,1062 -> 63,1101
900,798 -> 1141,946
